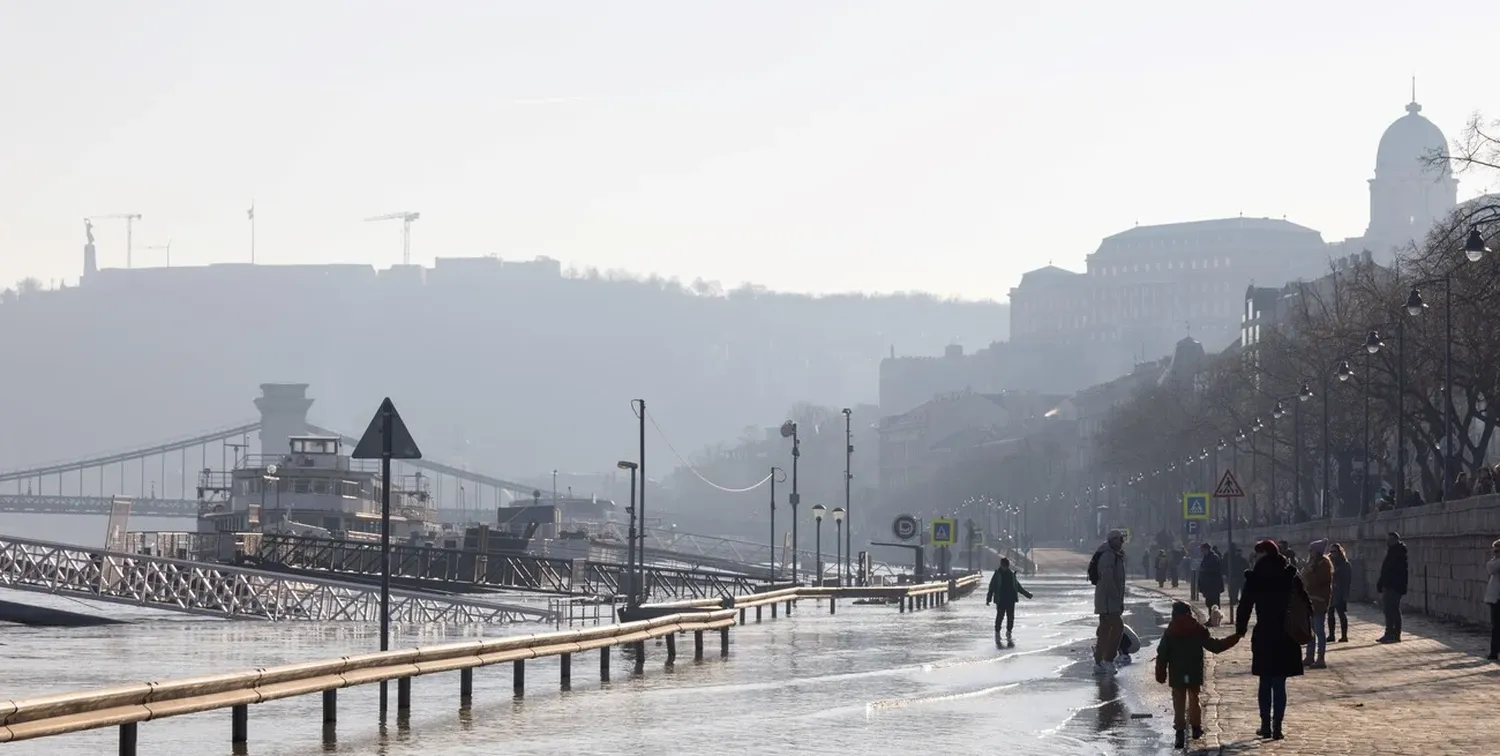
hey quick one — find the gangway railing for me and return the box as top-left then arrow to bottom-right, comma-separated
0,535 -> 554,624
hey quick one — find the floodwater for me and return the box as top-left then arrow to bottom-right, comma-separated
0,573 -> 1184,756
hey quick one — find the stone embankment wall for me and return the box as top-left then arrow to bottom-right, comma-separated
1201,494 -> 1500,626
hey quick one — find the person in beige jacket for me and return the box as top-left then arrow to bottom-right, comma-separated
1301,540 -> 1334,668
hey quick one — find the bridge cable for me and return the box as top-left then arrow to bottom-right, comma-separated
644,409 -> 773,493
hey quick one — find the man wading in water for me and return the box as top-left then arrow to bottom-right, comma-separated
986,557 -> 1033,647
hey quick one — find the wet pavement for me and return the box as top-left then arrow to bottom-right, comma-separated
1,571 -> 1190,755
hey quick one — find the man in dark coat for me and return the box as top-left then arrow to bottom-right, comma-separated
986,557 -> 1033,644
1196,543 -> 1225,611
1235,539 -> 1309,741
1375,531 -> 1409,643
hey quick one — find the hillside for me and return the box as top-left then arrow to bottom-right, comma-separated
0,259 -> 1008,479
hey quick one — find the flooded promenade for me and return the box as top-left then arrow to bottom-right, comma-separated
1,519 -> 1185,754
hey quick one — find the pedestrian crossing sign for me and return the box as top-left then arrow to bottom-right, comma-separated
1183,492 -> 1210,520
1213,469 -> 1245,498
931,517 -> 956,546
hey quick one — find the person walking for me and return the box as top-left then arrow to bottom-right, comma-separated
986,556 -> 1033,646
1196,543 -> 1225,615
1089,530 -> 1128,674
1328,543 -> 1351,643
1376,531 -> 1409,643
1485,539 -> 1500,661
1155,549 -> 1169,588
1301,540 -> 1333,668
1235,539 -> 1309,741
1155,600 -> 1241,748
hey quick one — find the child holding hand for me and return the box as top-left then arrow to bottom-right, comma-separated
1155,600 -> 1241,749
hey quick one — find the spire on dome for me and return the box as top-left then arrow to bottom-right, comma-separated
1407,76 -> 1421,114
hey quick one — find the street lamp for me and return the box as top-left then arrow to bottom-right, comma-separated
1405,287 -> 1427,317
779,420 -> 801,582
1293,384 -> 1312,518
1335,360 -> 1353,382
1360,331 -> 1383,512
1465,228 -> 1489,263
832,506 -> 846,587
841,407 -> 854,587
617,460 -> 639,606
811,504 -> 826,586
769,466 -> 786,582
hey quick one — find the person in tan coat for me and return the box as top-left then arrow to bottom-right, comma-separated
1301,539 -> 1334,668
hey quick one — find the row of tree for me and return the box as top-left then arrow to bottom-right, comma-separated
1096,200 -> 1500,521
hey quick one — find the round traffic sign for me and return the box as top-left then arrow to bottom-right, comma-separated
893,514 -> 919,541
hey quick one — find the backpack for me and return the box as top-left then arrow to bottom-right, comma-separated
1284,579 -> 1313,645
1087,550 -> 1102,585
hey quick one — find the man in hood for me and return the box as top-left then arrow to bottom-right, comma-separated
1092,529 -> 1128,673
1376,531 -> 1409,643
986,557 -> 1033,645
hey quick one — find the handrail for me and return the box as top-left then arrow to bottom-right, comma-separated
0,609 -> 734,743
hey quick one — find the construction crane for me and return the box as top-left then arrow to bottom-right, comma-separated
141,239 -> 172,267
364,211 -> 420,266
86,213 -> 143,268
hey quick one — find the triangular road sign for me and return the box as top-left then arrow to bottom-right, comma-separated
1213,469 -> 1245,498
351,397 -> 423,460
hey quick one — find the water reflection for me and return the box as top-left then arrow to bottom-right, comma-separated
1093,674 -> 1127,732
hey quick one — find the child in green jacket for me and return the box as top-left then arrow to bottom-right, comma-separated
1155,601 -> 1241,749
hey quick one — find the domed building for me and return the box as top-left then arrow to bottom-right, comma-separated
1361,97 -> 1459,258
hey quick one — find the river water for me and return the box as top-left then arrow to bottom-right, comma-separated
2,515 -> 1183,754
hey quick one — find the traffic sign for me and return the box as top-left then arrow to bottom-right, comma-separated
1185,520 -> 1201,537
892,514 -> 919,541
1213,469 -> 1245,498
930,517 -> 956,546
352,397 -> 423,460
1183,492 -> 1210,520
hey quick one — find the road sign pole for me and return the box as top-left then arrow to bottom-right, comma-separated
378,406 -> 392,719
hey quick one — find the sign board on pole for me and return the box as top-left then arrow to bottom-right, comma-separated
1183,492 -> 1210,520
1213,469 -> 1245,498
930,517 -> 956,546
352,397 -> 423,460
892,514 -> 919,541
1185,520 -> 1201,538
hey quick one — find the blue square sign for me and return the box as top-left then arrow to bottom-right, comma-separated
1183,493 -> 1210,520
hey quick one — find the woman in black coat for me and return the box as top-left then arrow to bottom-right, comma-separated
1234,539 -> 1309,741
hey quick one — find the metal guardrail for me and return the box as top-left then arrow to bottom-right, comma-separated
0,609 -> 737,752
640,573 -> 985,620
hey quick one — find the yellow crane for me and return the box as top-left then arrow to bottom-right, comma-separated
364,211 -> 420,266
85,213 -> 143,268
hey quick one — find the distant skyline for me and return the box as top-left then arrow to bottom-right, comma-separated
3,0 -> 1498,300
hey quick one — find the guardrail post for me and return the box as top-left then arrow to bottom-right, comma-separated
560,652 -> 572,689
738,607 -> 746,624
323,688 -> 338,726
755,605 -> 763,623
719,626 -> 730,657
665,633 -> 677,664
231,703 -> 248,745
600,646 -> 611,682
459,668 -> 473,706
119,722 -> 138,756
899,595 -> 907,613
693,630 -> 704,661
830,596 -> 836,615
397,677 -> 412,712
633,641 -> 646,673
787,598 -> 794,616
513,660 -> 525,698
771,601 -> 778,618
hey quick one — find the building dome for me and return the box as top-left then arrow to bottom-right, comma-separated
1376,100 -> 1450,178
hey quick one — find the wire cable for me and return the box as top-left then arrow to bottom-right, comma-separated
645,409 -> 772,493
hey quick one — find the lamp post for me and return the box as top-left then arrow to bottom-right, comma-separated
617,460 -> 639,606
832,507 -> 845,587
1397,293 -> 1420,501
630,399 -> 646,602
841,407 -> 853,586
1270,401 -> 1285,518
769,466 -> 786,582
1250,417 -> 1262,523
1363,330 -> 1383,510
1332,359 -> 1353,516
1294,383 -> 1312,518
1406,284 -> 1452,499
780,420 -> 801,584
811,504 -> 826,586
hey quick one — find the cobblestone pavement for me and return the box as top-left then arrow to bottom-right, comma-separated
1133,578 -> 1500,754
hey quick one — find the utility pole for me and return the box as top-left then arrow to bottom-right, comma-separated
842,407 -> 854,585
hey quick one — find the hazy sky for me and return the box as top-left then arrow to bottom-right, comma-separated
3,0 -> 1498,300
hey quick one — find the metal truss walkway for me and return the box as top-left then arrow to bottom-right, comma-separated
0,535 -> 554,624
257,533 -> 763,601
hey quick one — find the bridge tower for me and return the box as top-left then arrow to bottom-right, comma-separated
253,384 -> 313,457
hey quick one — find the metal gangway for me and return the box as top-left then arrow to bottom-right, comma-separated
0,534 -> 554,624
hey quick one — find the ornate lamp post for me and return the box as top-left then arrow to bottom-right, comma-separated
811,504 -> 826,586
832,507 -> 846,586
